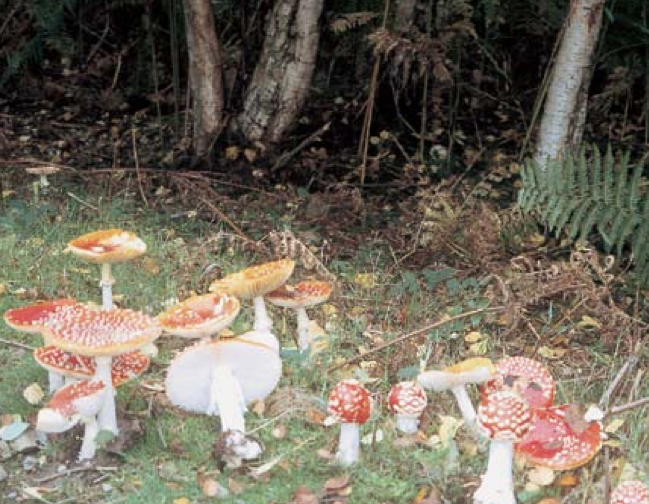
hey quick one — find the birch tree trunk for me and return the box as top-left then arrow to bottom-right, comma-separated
233,0 -> 324,145
534,0 -> 606,165
182,0 -> 224,156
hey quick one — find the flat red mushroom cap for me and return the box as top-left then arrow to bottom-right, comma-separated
611,481 -> 649,504
482,356 -> 555,409
328,379 -> 371,424
158,293 -> 241,338
516,403 -> 602,470
66,229 -> 146,264
48,380 -> 106,417
477,390 -> 535,441
266,281 -> 333,308
4,299 -> 81,333
387,381 -> 428,416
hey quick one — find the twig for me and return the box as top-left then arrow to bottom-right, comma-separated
131,128 -> 149,207
599,354 -> 639,410
328,306 -> 503,371
271,122 -> 331,173
610,396 -> 649,416
67,192 -> 100,211
33,465 -> 117,484
198,197 -> 249,242
0,336 -> 35,351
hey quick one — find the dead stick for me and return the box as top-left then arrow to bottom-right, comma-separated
199,197 -> 249,242
328,306 -> 503,371
0,336 -> 35,351
610,396 -> 649,415
271,122 -> 330,173
33,465 -> 117,484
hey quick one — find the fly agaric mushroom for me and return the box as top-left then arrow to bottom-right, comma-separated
266,280 -> 333,352
327,379 -> 371,466
515,403 -> 602,471
208,258 -> 295,332
474,390 -> 535,504
481,356 -> 555,410
36,379 -> 106,460
66,229 -> 147,310
40,306 -> 161,434
34,346 -> 150,387
418,357 -> 495,431
158,292 -> 241,340
387,381 -> 428,434
165,329 -> 282,444
4,299 -> 85,391
611,481 -> 649,504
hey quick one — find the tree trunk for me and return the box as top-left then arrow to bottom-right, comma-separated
534,0 -> 606,165
182,0 -> 224,156
233,0 -> 324,145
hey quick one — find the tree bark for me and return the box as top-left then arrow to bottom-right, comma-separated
233,0 -> 324,145
534,0 -> 606,165
182,0 -> 224,156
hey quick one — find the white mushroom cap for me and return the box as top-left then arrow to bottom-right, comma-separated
37,380 -> 106,432
165,330 -> 282,415
66,229 -> 147,264
418,357 -> 495,391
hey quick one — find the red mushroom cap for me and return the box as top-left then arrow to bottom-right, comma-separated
611,481 -> 649,504
66,229 -> 146,264
328,379 -> 371,424
48,380 -> 106,417
110,351 -> 150,385
482,356 -> 555,409
477,390 -> 535,441
4,299 -> 82,334
515,403 -> 602,470
158,293 -> 241,339
387,381 -> 428,416
266,281 -> 333,308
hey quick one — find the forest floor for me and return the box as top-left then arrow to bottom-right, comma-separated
0,88 -> 648,504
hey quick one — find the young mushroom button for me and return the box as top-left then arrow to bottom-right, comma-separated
611,481 -> 649,504
327,379 -> 371,466
474,390 -> 535,504
387,381 -> 428,434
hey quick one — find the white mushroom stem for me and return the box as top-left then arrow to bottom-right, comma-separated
473,439 -> 516,504
48,372 -> 65,394
252,296 -> 272,332
78,414 -> 99,460
100,263 -> 115,310
95,356 -> 118,434
451,386 -> 478,428
336,422 -> 361,466
395,414 -> 419,434
295,307 -> 311,353
208,365 -> 247,432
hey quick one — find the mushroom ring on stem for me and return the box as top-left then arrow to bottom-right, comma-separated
66,229 -> 147,310
209,258 -> 295,332
158,292 -> 241,340
387,381 -> 427,434
266,280 -> 332,353
418,357 -> 494,431
40,305 -> 161,435
474,390 -> 535,504
165,330 -> 282,441
327,379 -> 371,466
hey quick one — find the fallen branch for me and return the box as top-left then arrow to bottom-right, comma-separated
271,122 -> 330,173
0,336 -> 35,351
610,396 -> 649,416
33,465 -> 117,484
327,305 -> 503,372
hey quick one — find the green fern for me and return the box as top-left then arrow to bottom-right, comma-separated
518,146 -> 649,285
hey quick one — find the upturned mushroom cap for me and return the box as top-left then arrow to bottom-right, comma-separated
3,299 -> 82,334
477,390 -> 535,441
37,380 -> 106,433
515,403 -> 602,470
165,330 -> 282,415
481,356 -> 555,410
208,258 -> 295,299
387,381 -> 428,416
158,293 -> 241,339
40,306 -> 162,357
611,481 -> 649,504
34,346 -> 149,385
327,379 -> 371,424
66,229 -> 147,264
418,357 -> 495,391
266,281 -> 333,309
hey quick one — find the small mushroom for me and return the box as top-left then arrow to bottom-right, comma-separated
418,357 -> 494,432
209,258 -> 295,332
611,481 -> 649,504
25,165 -> 61,201
66,229 -> 147,310
158,292 -> 240,340
327,379 -> 371,466
387,381 -> 427,434
474,390 -> 535,504
36,380 -> 106,460
266,280 -> 332,352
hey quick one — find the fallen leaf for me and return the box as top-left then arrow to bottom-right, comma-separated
172,498 -> 191,504
464,331 -> 484,343
556,472 -> 579,487
293,486 -> 319,504
353,273 -> 377,289
324,475 -> 351,492
605,418 -> 625,434
577,315 -> 601,328
537,346 -> 568,359
201,478 -> 228,498
271,424 -> 286,439
0,422 -> 30,442
142,257 -> 160,275
225,146 -> 240,160
527,466 -> 555,486
23,383 -> 45,405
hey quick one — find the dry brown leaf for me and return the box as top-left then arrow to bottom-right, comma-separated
324,475 -> 351,492
142,257 -> 160,275
293,486 -> 319,504
23,383 -> 45,405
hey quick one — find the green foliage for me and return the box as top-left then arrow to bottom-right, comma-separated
518,146 -> 649,284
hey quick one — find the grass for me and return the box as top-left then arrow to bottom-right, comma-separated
0,181 -> 647,504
